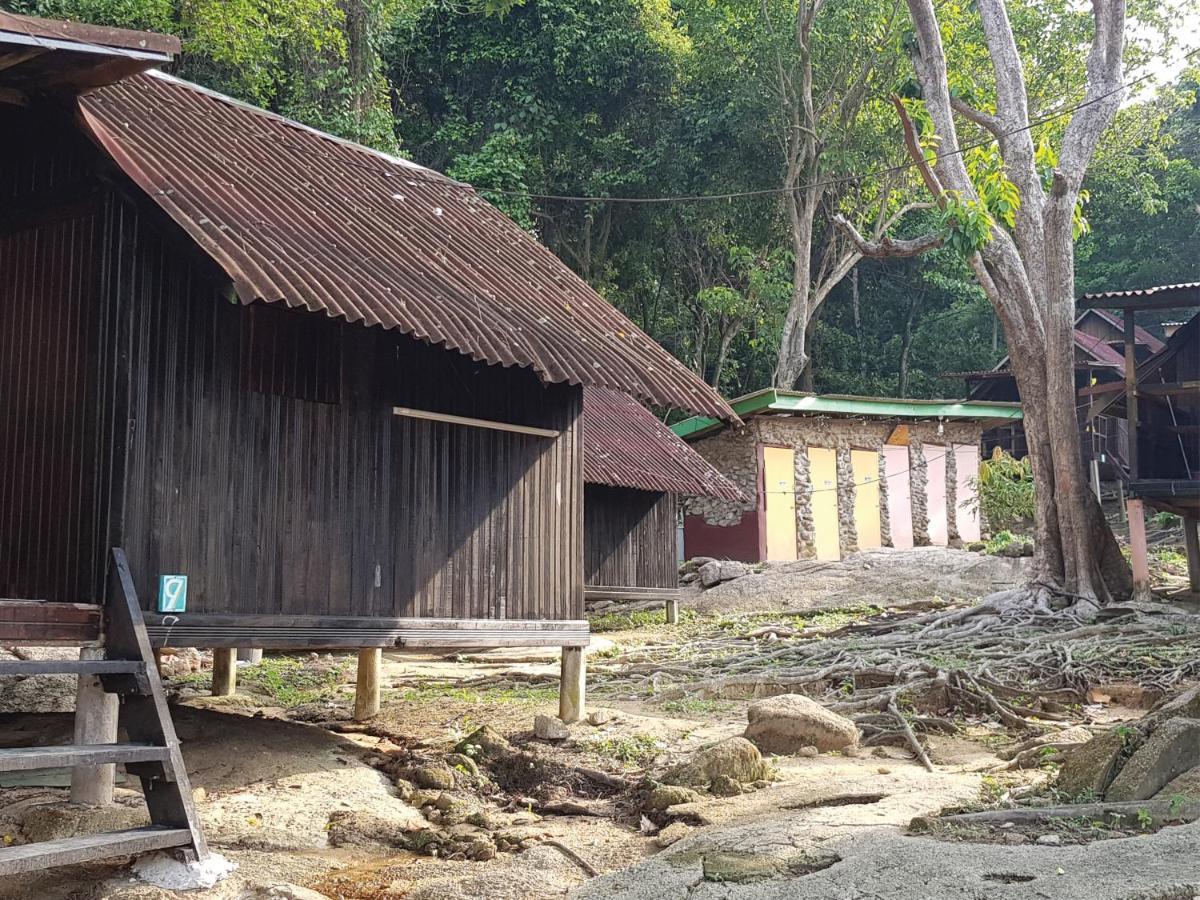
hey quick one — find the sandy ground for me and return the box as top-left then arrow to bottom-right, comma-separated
0,546 -> 1195,899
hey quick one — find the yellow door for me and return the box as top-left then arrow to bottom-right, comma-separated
762,446 -> 797,561
851,449 -> 882,550
808,447 -> 840,561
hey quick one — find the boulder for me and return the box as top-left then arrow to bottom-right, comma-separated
661,737 -> 772,789
1056,730 -> 1125,800
647,785 -> 703,811
1154,765 -> 1200,800
655,822 -> 692,848
587,709 -> 614,726
411,762 -> 457,791
743,694 -> 859,754
698,560 -> 751,588
1149,684 -> 1200,725
455,725 -> 514,759
1107,718 -> 1200,802
709,774 -> 743,797
533,715 -> 570,741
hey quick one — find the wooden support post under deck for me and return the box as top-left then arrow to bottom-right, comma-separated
70,647 -> 118,806
354,648 -> 382,721
237,648 -> 263,664
211,647 -> 237,696
1185,517 -> 1200,594
559,647 -> 586,724
1127,498 -> 1152,600
665,597 -> 679,625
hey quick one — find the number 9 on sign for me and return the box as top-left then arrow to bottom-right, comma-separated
157,575 -> 188,613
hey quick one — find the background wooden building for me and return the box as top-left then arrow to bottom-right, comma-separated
672,391 -> 1023,563
580,387 -> 742,616
0,16 -> 734,652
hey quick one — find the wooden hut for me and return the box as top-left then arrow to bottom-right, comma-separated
672,391 -> 1023,562
581,387 -> 742,620
0,12 -> 734,872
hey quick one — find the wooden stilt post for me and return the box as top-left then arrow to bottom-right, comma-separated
1127,498 -> 1152,600
70,647 -> 118,806
559,646 -> 586,724
1184,517 -> 1200,594
1090,459 -> 1102,502
237,648 -> 263,664
354,648 -> 382,721
211,647 -> 237,696
665,597 -> 679,626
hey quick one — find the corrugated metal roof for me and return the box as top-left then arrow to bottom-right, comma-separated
582,387 -> 743,500
1081,282 -> 1200,300
75,71 -> 734,420
1085,309 -> 1165,353
1073,329 -> 1127,368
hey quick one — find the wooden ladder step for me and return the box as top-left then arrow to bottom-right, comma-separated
0,827 -> 192,876
0,660 -> 145,677
0,744 -> 169,772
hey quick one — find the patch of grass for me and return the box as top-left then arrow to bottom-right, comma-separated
580,733 -> 662,767
805,604 -> 883,630
239,656 -> 350,707
1151,547 -> 1187,568
393,681 -> 558,705
589,608 -> 699,633
660,697 -> 734,716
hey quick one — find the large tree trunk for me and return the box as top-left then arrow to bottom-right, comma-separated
775,186 -> 818,388
838,0 -> 1132,614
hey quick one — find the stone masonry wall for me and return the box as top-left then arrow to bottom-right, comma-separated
684,417 -> 982,558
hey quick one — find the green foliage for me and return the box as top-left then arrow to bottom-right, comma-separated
580,732 -> 662,766
660,697 -> 734,716
239,656 -> 350,706
973,448 -> 1036,530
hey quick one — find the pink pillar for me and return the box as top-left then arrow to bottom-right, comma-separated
1127,498 -> 1151,599
883,445 -> 913,550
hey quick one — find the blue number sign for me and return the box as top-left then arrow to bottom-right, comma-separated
157,575 -> 188,613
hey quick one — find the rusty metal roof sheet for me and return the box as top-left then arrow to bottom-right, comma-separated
0,10 -> 180,55
76,71 -> 734,420
582,387 -> 743,500
1086,309 -> 1165,353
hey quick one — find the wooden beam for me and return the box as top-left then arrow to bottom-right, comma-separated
0,48 -> 46,72
392,406 -> 559,439
354,649 -> 382,721
70,648 -> 118,806
0,600 -> 101,645
1184,517 -> 1200,594
1125,311 -> 1139,480
559,647 -> 586,724
210,648 -> 236,696
1138,382 -> 1200,397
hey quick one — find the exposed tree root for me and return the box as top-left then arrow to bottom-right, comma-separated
589,591 -> 1200,767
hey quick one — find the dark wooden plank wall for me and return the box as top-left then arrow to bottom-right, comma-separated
584,485 -> 677,590
0,106 -> 118,604
1,105 -> 584,621
114,194 -> 584,621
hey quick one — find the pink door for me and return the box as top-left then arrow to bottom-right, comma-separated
954,444 -> 982,543
924,445 -> 948,546
883,445 -> 913,550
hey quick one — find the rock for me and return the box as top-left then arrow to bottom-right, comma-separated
1154,765 -> 1200,800
1035,834 -> 1062,846
1107,718 -> 1200,802
393,777 -> 415,801
259,883 -> 334,900
709,774 -> 743,797
587,709 -> 614,726
410,789 -> 442,808
411,763 -> 456,791
1056,730 -> 1125,800
445,753 -> 480,776
655,822 -> 692,848
662,737 -> 772,789
681,572 -> 699,584
455,725 -> 514,759
647,785 -> 703,810
698,560 -> 751,588
533,714 -> 570,740
966,541 -> 986,552
798,745 -> 819,758
1149,685 -> 1200,725
157,647 -> 205,678
1000,832 -> 1030,845
21,802 -> 149,842
743,694 -> 859,754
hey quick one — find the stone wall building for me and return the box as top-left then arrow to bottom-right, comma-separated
672,391 -> 1024,562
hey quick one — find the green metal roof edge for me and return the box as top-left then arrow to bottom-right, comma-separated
671,389 -> 1022,440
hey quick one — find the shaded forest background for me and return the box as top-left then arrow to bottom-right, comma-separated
9,0 -> 1197,401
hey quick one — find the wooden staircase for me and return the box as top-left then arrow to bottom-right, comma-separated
0,549 -> 207,875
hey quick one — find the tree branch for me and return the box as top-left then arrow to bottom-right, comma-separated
1059,0 -> 1126,189
949,96 -> 1002,138
832,213 -> 944,258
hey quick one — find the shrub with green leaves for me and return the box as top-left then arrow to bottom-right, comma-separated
972,448 -> 1035,531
